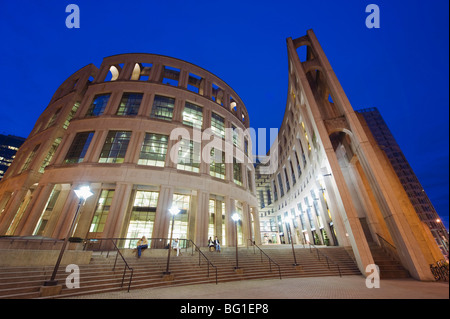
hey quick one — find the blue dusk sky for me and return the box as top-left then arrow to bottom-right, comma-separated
0,1 -> 448,229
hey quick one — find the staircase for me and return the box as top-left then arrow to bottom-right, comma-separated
0,245 -> 361,299
368,243 -> 410,279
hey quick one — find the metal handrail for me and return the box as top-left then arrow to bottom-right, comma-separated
110,239 -> 134,293
307,241 -> 342,277
83,237 -> 217,285
187,239 -> 218,285
376,233 -> 400,262
247,239 -> 282,279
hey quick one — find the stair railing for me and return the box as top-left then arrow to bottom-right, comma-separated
110,239 -> 134,292
247,239 -> 282,279
83,237 -> 217,286
375,233 -> 400,262
187,240 -> 218,284
307,241 -> 342,277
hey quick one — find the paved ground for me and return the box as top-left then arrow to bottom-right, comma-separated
65,275 -> 449,299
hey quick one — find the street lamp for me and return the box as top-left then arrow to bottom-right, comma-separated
163,206 -> 180,275
231,213 -> 241,270
44,185 -> 93,286
284,217 -> 299,266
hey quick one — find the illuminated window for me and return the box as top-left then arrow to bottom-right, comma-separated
169,194 -> 190,241
33,186 -> 61,236
232,125 -> 239,147
233,158 -> 242,186
211,113 -> 225,139
177,139 -> 200,172
150,95 -> 174,121
209,148 -> 225,179
221,202 -> 226,245
98,131 -> 131,163
89,189 -> 115,233
138,133 -> 168,167
125,191 -> 159,247
63,102 -> 80,129
116,93 -> 143,116
208,199 -> 215,239
39,137 -> 62,173
235,204 -> 243,245
182,102 -> 203,129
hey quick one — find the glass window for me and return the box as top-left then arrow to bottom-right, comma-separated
272,180 -> 278,202
209,148 -> 225,179
208,199 -> 215,239
170,194 -> 190,241
182,102 -> 203,129
211,113 -> 225,139
266,186 -> 272,205
89,189 -> 115,233
150,95 -> 174,121
232,125 -> 239,146
294,149 -> 302,177
39,137 -> 62,173
177,139 -> 200,172
244,138 -> 249,156
233,158 -> 242,186
284,167 -> 290,192
86,94 -> 110,117
116,93 -> 143,116
20,144 -> 40,173
65,132 -> 94,164
277,173 -> 285,197
33,186 -> 61,236
98,131 -> 131,163
46,108 -> 61,129
125,191 -> 159,247
138,133 -> 168,167
63,102 -> 80,129
235,205 -> 243,245
221,202 -> 226,245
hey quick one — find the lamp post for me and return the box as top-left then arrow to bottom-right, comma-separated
44,185 -> 93,286
284,217 -> 299,266
231,213 -> 241,270
163,206 -> 180,275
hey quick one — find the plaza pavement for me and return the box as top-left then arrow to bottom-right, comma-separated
65,275 -> 449,299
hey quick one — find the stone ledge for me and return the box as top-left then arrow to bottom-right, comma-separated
0,249 -> 92,267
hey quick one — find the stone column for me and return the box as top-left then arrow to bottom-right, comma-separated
194,190 -> 209,246
225,196 -> 236,247
0,187 -> 29,235
18,184 -> 54,236
151,185 -> 174,248
43,184 -> 71,238
50,184 -> 80,239
72,185 -> 102,239
103,183 -> 133,239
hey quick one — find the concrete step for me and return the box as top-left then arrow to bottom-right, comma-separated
0,246 -> 361,299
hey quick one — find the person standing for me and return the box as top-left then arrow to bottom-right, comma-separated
173,238 -> 181,256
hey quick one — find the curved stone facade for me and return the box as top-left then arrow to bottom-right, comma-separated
0,54 -> 259,247
256,30 -> 444,281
